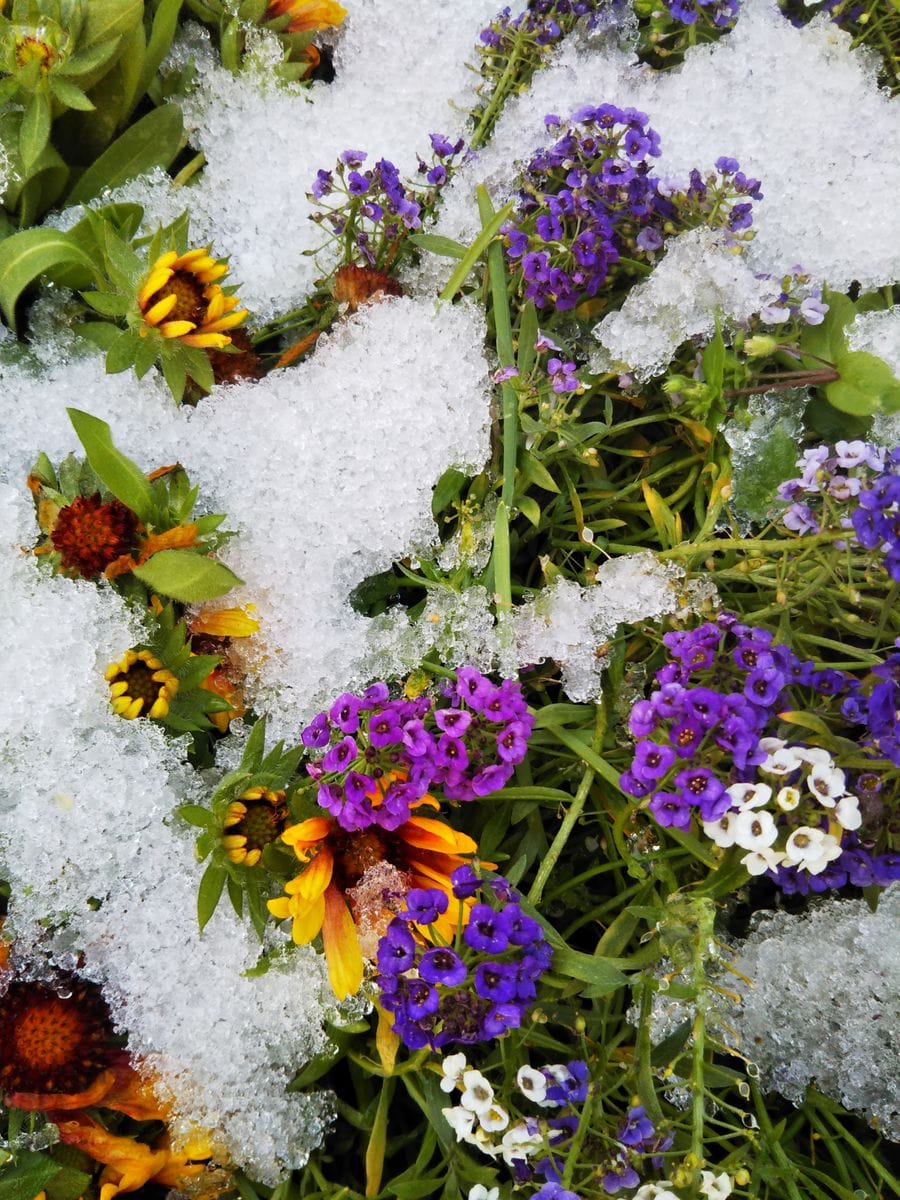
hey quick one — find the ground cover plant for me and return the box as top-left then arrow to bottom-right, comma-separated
0,3 -> 898,1200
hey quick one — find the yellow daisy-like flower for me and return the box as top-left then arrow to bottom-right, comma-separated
137,248 -> 248,351
222,786 -> 288,867
105,650 -> 179,720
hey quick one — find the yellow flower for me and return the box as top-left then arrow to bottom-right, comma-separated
265,0 -> 347,33
138,248 -> 247,351
189,605 -> 259,639
222,787 -> 288,867
105,650 -> 179,720
268,779 -> 482,999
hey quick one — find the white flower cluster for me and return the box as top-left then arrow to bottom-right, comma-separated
439,1054 -> 544,1165
702,741 -> 861,876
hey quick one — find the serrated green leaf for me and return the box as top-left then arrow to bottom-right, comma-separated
66,104 -> 184,206
77,321 -> 122,352
132,550 -> 242,602
19,91 -> 52,172
197,861 -> 226,932
0,229 -> 99,329
104,326 -> 142,374
50,76 -> 95,110
0,1151 -> 62,1200
407,232 -> 466,259
67,407 -> 156,521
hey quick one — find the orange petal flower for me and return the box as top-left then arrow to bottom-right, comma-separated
321,883 -> 364,999
265,0 -> 347,33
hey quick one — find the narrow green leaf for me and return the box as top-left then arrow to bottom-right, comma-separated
66,104 -> 184,205
82,0 -> 144,46
177,803 -> 213,828
437,197 -> 516,302
0,228 -> 98,329
241,716 -> 268,770
19,92 -> 52,171
132,550 -> 242,602
67,407 -> 156,521
197,861 -> 227,932
82,290 -> 130,316
550,947 -> 629,994
516,298 -> 539,378
518,494 -> 541,526
431,466 -> 466,516
519,447 -> 560,494
408,232 -> 466,259
138,0 -> 184,99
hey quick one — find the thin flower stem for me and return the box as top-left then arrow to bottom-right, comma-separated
172,152 -> 206,188
689,901 -> 715,1176
749,1080 -> 806,1200
470,40 -> 524,150
437,198 -> 516,302
656,531 -> 847,560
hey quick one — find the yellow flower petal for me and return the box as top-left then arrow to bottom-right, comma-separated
142,293 -> 178,327
138,267 -> 174,307
295,846 -> 334,901
179,332 -> 231,349
268,896 -> 292,920
158,320 -> 197,339
291,892 -> 326,944
203,309 -> 248,334
322,885 -> 363,999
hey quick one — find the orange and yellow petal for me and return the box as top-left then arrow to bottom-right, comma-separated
292,846 -> 334,901
158,320 -> 198,340
282,816 -> 332,851
321,884 -> 363,999
142,293 -> 178,327
179,332 -> 233,350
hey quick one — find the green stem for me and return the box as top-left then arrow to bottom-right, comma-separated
528,707 -> 605,906
689,902 -> 715,1175
172,152 -> 206,187
750,1080 -> 806,1200
470,41 -> 523,149
656,531 -> 848,560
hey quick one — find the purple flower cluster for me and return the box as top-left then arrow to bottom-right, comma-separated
757,268 -> 829,327
601,1107 -> 673,1194
621,613 -> 851,830
300,670 -> 533,831
851,448 -> 900,582
777,440 -> 887,537
376,870 -> 552,1049
309,137 -> 464,269
501,107 -> 761,311
842,642 -> 900,768
664,0 -> 740,28
479,0 -> 600,51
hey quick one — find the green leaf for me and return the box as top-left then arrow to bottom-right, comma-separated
197,861 -> 227,932
0,1152 -> 62,1200
0,229 -> 99,329
516,298 -> 538,378
177,803 -> 213,828
702,317 -> 726,395
78,321 -> 124,351
104,327 -> 141,373
82,290 -> 130,316
729,417 -> 799,523
241,716 -> 268,771
517,494 -> 541,527
828,350 -> 900,416
67,407 -> 157,521
407,232 -> 466,260
139,0 -> 184,98
19,92 -> 52,172
66,104 -> 184,206
50,76 -> 95,111
82,0 -> 144,46
431,467 -> 466,516
132,550 -> 242,602
550,947 -> 629,995
518,447 -> 560,494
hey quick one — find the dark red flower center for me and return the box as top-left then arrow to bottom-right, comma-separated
50,493 -> 138,578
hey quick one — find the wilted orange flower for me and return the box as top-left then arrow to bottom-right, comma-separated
265,0 -> 347,33
332,264 -> 403,313
50,493 -> 139,578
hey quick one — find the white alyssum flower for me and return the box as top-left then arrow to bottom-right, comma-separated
634,1184 -> 681,1200
784,827 -> 843,874
501,1120 -> 543,1165
807,762 -> 847,806
796,746 -> 832,767
460,1070 -> 495,1114
775,785 -> 801,811
741,846 -> 787,876
440,1052 -> 468,1093
468,1187 -> 499,1200
833,794 -> 862,830
732,808 -> 779,852
479,1103 -> 510,1133
726,782 -> 772,810
761,744 -> 805,775
699,1170 -> 733,1200
703,811 -> 739,848
442,1106 -> 476,1142
516,1065 -> 548,1105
